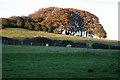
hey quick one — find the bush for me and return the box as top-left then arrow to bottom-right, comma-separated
60,40 -> 73,46
92,43 -> 109,49
53,29 -> 59,34
110,45 -> 120,50
2,36 -> 20,45
73,42 -> 86,48
23,37 -> 52,44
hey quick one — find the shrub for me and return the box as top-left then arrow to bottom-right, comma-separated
53,29 -> 59,34
92,43 -> 109,49
60,40 -> 73,46
74,42 -> 86,48
23,37 -> 52,44
110,45 -> 120,50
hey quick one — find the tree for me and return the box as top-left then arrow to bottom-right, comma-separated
41,26 -> 47,32
29,22 -> 35,30
46,26 -> 52,32
98,30 -> 107,39
17,18 -> 24,27
1,18 -> 9,28
24,22 -> 33,29
8,16 -> 19,27
1,7 -> 107,39
34,24 -> 42,31
24,21 -> 30,28
9,22 -> 17,27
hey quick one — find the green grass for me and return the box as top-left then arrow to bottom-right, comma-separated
2,45 -> 120,78
1,28 -> 119,46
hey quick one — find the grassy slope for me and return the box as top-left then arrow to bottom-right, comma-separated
0,28 -> 119,46
2,45 -> 120,78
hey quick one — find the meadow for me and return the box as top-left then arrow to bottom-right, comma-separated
2,45 -> 120,78
1,28 -> 119,46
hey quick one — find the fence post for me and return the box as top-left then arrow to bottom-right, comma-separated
108,45 -> 111,56
13,41 -> 15,45
42,43 -> 44,46
21,41 -> 23,45
5,40 -> 8,45
54,43 -> 56,46
30,42 -> 33,46
4,40 -> 5,45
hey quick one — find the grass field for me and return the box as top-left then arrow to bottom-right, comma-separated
2,45 -> 120,78
1,28 -> 119,46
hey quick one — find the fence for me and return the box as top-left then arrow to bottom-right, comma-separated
1,37 -> 120,50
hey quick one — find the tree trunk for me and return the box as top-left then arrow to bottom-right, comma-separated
83,31 -> 85,37
81,31 -> 82,37
86,32 -> 88,37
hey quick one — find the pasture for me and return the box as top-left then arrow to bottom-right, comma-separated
2,45 -> 120,78
1,28 -> 119,46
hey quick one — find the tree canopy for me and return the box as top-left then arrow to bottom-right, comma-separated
1,7 -> 107,38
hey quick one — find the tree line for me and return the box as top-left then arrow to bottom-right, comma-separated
1,7 -> 107,38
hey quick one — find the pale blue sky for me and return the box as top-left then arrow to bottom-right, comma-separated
0,0 -> 119,40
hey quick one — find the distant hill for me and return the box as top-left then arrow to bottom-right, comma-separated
0,28 -> 119,46
1,7 -> 106,39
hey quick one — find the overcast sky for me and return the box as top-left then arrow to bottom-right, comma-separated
0,0 -> 119,40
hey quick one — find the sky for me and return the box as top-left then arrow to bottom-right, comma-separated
0,0 -> 119,40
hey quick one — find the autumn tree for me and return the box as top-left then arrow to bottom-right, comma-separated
34,24 -> 42,31
1,18 -> 9,28
2,7 -> 107,39
41,26 -> 47,32
16,17 -> 24,27
24,21 -> 30,28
